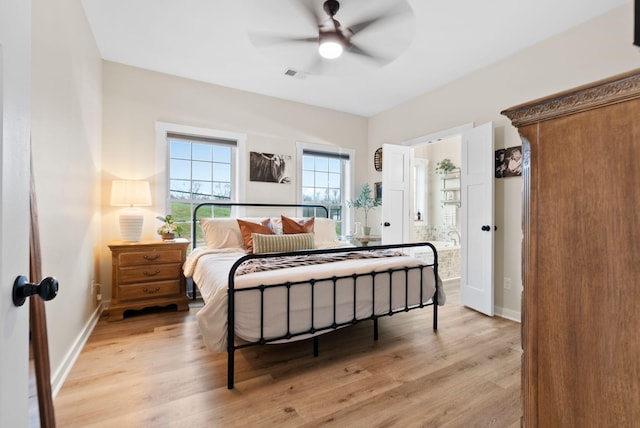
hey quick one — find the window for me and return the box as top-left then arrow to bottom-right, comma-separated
166,132 -> 240,243
298,144 -> 354,235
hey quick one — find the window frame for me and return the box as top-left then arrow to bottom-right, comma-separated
156,121 -> 246,223
296,142 -> 355,237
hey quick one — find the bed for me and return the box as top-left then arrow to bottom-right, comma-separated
184,202 -> 444,389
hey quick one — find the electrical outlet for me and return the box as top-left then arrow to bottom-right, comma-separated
504,277 -> 512,290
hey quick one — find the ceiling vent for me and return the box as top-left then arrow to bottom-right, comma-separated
284,69 -> 308,80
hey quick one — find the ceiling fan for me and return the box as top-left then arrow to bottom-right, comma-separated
249,0 -> 414,72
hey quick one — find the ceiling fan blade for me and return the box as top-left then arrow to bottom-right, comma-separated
299,0 -> 323,27
349,1 -> 412,35
249,33 -> 318,47
348,42 -> 390,65
349,17 -> 385,34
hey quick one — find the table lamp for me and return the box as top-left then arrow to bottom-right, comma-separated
110,180 -> 152,242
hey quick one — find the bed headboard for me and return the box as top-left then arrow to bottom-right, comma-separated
191,202 -> 330,249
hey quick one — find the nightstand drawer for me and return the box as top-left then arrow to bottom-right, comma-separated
119,263 -> 182,284
118,280 -> 181,301
118,249 -> 184,266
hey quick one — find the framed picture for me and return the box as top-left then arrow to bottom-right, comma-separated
249,152 -> 292,183
374,181 -> 382,201
495,145 -> 522,178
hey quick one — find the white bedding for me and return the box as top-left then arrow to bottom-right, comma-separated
185,247 -> 444,352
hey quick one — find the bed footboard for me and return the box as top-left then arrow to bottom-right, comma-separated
225,242 -> 439,389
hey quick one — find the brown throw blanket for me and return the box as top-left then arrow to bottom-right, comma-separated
235,249 -> 408,276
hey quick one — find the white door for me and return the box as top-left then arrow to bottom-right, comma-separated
460,122 -> 495,316
0,0 -> 32,426
381,144 -> 411,244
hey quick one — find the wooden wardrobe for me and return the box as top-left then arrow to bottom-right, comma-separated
502,69 -> 640,427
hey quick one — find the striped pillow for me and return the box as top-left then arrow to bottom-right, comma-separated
252,232 -> 315,254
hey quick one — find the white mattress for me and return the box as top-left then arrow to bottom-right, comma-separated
184,247 -> 443,352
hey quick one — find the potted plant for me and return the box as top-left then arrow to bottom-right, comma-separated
156,214 -> 184,241
435,158 -> 458,175
347,183 -> 381,236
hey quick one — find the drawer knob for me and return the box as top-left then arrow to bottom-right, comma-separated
143,254 -> 160,261
143,270 -> 161,276
143,287 -> 161,294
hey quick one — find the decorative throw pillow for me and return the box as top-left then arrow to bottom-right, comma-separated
281,215 -> 314,234
252,232 -> 315,254
237,219 -> 273,253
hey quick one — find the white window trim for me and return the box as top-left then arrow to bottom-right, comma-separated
296,141 -> 355,236
155,122 -> 246,214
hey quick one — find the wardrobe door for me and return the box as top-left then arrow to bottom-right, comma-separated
519,98 -> 640,427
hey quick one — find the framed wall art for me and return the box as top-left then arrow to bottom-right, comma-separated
495,145 -> 522,178
249,152 -> 292,183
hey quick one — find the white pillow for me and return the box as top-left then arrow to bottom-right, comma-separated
199,218 -> 244,249
200,217 -> 271,249
269,216 -> 284,234
313,217 -> 339,245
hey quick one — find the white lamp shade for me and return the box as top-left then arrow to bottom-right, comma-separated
110,180 -> 152,207
111,180 -> 152,242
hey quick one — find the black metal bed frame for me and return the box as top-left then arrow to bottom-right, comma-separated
192,202 -> 439,389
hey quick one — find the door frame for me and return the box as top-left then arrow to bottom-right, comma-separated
401,123 -> 496,313
401,123 -> 474,246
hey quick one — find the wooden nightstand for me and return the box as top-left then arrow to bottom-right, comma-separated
108,239 -> 190,321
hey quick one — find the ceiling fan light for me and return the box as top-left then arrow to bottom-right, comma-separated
318,40 -> 343,59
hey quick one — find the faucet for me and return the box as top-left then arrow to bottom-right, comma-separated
447,229 -> 461,246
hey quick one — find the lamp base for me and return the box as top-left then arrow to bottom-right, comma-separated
119,209 -> 144,242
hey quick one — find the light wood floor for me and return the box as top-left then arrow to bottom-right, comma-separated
46,281 -> 522,427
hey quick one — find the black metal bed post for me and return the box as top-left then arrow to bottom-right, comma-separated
227,267 -> 236,389
433,292 -> 438,331
373,318 -> 379,341
190,206 -> 200,300
432,248 -> 439,331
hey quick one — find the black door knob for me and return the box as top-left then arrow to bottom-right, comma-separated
12,276 -> 58,307
481,225 -> 491,231
383,222 -> 391,227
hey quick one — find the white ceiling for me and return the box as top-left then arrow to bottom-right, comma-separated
81,0 -> 628,117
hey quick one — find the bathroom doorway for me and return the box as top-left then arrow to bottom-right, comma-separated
399,122 -> 495,316
410,136 -> 462,282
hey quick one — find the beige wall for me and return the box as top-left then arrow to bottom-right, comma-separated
368,3 -> 640,319
31,0 -> 103,392
101,62 -> 369,300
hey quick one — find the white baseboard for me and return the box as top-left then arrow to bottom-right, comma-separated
494,306 -> 521,323
50,302 -> 105,397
